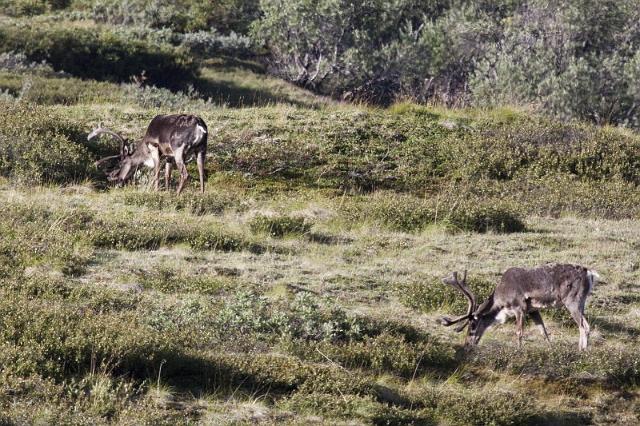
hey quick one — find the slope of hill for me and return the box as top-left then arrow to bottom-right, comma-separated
1,11 -> 640,425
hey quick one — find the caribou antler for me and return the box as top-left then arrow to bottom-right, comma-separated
94,154 -> 121,169
88,127 -> 127,158
440,270 -> 477,331
88,127 -> 125,143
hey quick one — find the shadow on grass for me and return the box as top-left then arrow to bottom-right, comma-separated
528,411 -> 592,426
305,232 -> 353,245
593,317 -> 640,337
193,76 -> 317,108
192,56 -> 324,108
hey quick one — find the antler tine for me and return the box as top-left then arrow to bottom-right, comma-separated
87,127 -> 125,144
457,270 -> 476,315
442,270 -> 477,318
94,154 -> 120,168
439,315 -> 469,328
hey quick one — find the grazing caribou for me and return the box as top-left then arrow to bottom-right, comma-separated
439,264 -> 599,351
90,114 -> 208,194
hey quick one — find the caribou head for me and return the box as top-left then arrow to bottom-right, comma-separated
89,127 -> 150,186
440,271 -> 494,347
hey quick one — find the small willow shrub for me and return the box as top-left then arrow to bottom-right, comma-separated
249,214 -> 312,237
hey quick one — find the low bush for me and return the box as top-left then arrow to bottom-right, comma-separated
445,202 -> 526,234
214,291 -> 372,342
284,332 -> 457,377
120,82 -> 207,109
0,102 -> 94,184
0,51 -> 54,73
88,215 -> 263,253
249,214 -> 312,237
2,0 -> 70,17
467,342 -> 640,385
399,275 -> 497,314
341,192 -> 435,232
341,191 -> 525,234
0,23 -> 197,89
133,266 -> 232,295
1,133 -> 92,184
88,217 -> 187,250
0,204 -> 94,277
186,227 -> 266,253
199,352 -> 375,396
0,72 -> 122,105
0,292 -> 178,380
279,392 -> 429,423
122,190 -> 244,215
181,29 -> 253,58
417,385 -> 536,426
91,0 -> 260,33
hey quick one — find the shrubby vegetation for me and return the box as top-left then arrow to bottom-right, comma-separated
249,214 -> 312,237
2,1 -> 640,423
254,0 -> 640,126
0,102 -> 93,183
0,23 -> 197,89
3,0 -> 640,126
89,0 -> 260,33
399,275 -> 497,313
181,29 -> 253,58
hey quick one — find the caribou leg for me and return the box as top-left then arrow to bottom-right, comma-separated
164,161 -> 173,190
197,150 -> 206,193
148,145 -> 161,191
175,151 -> 189,195
567,302 -> 590,351
515,310 -> 524,349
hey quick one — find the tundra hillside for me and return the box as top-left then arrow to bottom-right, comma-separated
2,3 -> 640,425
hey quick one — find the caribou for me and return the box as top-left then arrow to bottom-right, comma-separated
440,264 -> 599,351
90,114 -> 208,194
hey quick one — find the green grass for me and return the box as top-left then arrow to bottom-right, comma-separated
1,12 -> 640,424
2,182 -> 640,423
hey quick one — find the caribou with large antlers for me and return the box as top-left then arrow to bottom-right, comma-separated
90,114 -> 208,194
440,264 -> 599,350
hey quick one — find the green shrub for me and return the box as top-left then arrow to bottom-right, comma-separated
446,203 -> 526,234
285,332 -> 456,377
0,24 -> 197,89
0,204 -> 93,277
0,292 -> 178,379
190,352 -> 375,396
122,191 -> 243,215
0,71 -> 123,105
249,214 -> 312,237
2,0 -> 70,16
3,133 -> 92,184
88,218 -> 185,250
214,291 -> 372,342
133,266 -> 232,295
341,191 -> 525,234
470,1 -> 640,128
91,0 -> 260,33
399,275 -> 496,314
467,342 -> 640,385
279,392 -> 429,423
417,385 -> 535,426
0,102 -> 94,184
341,192 -> 436,232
